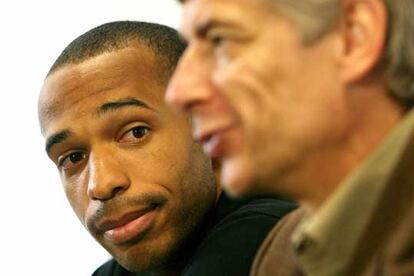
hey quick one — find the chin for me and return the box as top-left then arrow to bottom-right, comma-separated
112,244 -> 170,273
107,222 -> 197,273
221,158 -> 257,198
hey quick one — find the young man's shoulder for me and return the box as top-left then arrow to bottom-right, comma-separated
93,196 -> 297,276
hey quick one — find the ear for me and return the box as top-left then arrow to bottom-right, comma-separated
338,0 -> 387,83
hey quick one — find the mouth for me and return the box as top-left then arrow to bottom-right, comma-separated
198,125 -> 234,158
96,204 -> 160,245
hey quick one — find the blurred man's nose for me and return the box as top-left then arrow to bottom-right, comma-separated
87,149 -> 130,201
166,45 -> 213,111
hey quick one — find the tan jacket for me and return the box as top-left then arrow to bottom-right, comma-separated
252,206 -> 414,275
251,110 -> 414,276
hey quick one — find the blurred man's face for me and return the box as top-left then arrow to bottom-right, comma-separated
167,0 -> 347,197
39,47 -> 217,273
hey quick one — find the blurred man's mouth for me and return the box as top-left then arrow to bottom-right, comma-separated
201,132 -> 225,158
197,125 -> 235,158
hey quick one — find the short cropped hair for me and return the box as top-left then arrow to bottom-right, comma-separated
48,21 -> 187,82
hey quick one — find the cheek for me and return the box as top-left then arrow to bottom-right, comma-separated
213,60 -> 277,136
163,138 -> 216,201
61,174 -> 89,223
124,141 -> 192,191
170,158 -> 217,235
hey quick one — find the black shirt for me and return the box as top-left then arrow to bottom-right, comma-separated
92,195 -> 296,276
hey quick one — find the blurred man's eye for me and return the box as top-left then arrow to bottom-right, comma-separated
206,30 -> 227,47
208,34 -> 225,46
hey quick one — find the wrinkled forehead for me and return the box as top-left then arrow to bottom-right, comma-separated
179,0 -> 275,36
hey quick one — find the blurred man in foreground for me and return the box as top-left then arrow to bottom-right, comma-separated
38,21 -> 295,276
167,0 -> 414,274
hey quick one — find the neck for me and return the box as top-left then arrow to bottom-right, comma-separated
152,197 -> 218,276
295,84 -> 405,210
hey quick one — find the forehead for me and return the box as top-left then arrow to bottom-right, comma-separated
39,47 -> 166,132
180,0 -> 273,35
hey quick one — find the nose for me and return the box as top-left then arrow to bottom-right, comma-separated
166,45 -> 213,111
87,149 -> 130,201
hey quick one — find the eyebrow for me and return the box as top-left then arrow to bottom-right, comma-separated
97,97 -> 153,116
195,18 -> 239,38
45,129 -> 72,155
45,98 -> 153,155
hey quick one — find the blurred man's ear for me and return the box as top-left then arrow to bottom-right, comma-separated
338,0 -> 387,83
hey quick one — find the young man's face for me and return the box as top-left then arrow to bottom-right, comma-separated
167,0 -> 347,198
39,47 -> 218,272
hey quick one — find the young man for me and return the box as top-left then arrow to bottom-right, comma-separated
167,0 -> 414,274
38,21 -> 295,276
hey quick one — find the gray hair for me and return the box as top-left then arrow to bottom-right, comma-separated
273,0 -> 414,107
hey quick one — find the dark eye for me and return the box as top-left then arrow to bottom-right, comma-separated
209,34 -> 225,46
132,127 -> 148,139
119,125 -> 150,143
59,152 -> 87,171
212,35 -> 224,45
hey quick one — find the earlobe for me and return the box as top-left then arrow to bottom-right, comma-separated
339,0 -> 387,84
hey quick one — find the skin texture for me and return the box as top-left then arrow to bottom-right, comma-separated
166,0 -> 404,208
39,46 -> 218,274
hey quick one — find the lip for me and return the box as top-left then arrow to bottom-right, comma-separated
197,123 -> 232,142
203,133 -> 225,158
198,126 -> 234,158
97,206 -> 159,245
